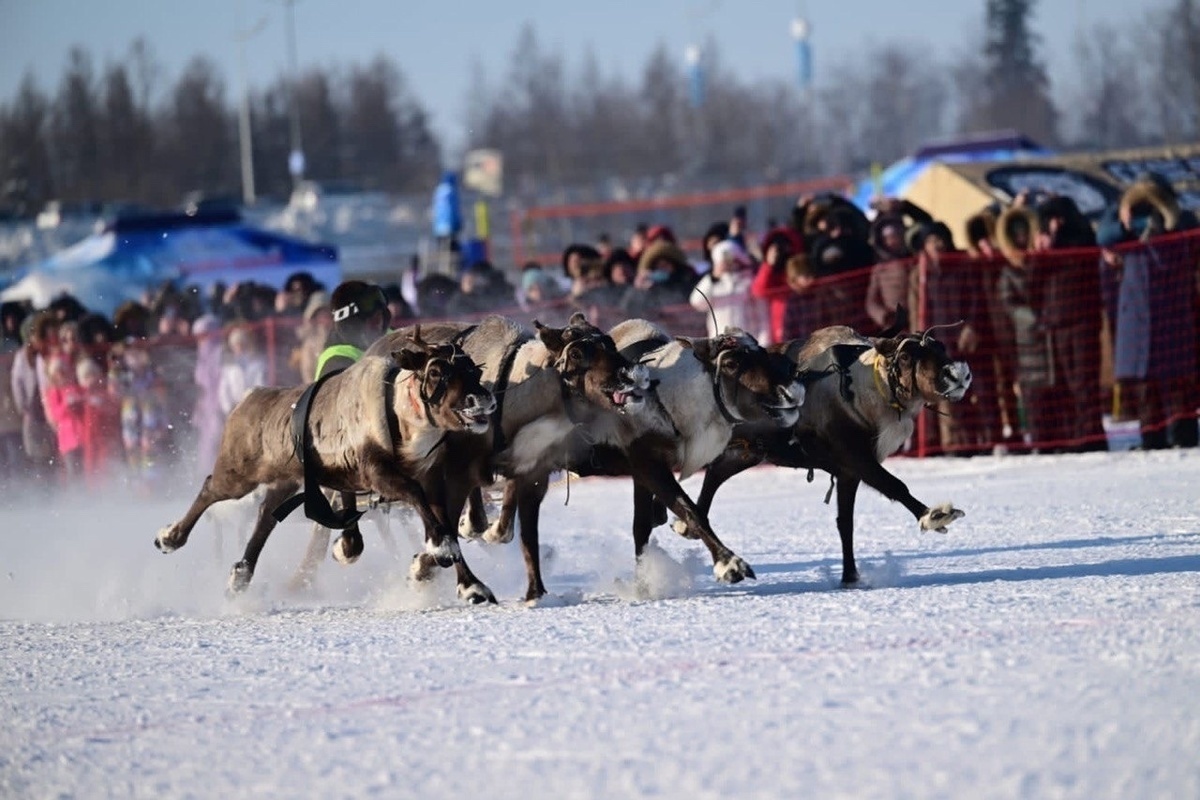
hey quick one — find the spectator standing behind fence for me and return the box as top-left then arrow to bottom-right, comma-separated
218,325 -> 268,417
11,313 -> 56,479
909,221 -> 996,454
289,292 -> 332,389
996,205 -> 1065,450
690,240 -> 766,339
967,205 -> 1022,449
76,358 -> 121,486
1026,194 -> 1107,452
113,340 -> 167,477
0,303 -> 26,482
43,355 -> 85,480
1097,175 -> 1200,450
751,227 -> 805,345
865,212 -> 915,333
620,239 -> 697,319
191,315 -> 226,474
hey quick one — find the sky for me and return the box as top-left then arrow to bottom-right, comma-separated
0,0 -> 1145,156
1,450 -> 1198,796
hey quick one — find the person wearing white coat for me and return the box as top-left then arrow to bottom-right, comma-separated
689,239 -> 768,341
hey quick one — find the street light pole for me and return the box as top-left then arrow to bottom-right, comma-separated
283,0 -> 305,187
234,1 -> 266,206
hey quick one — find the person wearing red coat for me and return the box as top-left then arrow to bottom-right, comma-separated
750,227 -> 805,344
76,358 -> 121,485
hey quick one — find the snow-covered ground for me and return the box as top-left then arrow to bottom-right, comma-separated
2,450 -> 1198,799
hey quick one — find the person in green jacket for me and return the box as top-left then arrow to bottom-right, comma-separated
291,279 -> 393,591
314,280 -> 392,379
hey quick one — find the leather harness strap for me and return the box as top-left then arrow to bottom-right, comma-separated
489,332 -> 534,454
272,367 -> 365,529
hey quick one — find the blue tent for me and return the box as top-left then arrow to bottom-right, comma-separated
1,210 -> 340,316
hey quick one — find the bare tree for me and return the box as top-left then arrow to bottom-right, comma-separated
1065,23 -> 1147,149
49,47 -> 102,204
0,74 -> 54,215
163,56 -> 236,199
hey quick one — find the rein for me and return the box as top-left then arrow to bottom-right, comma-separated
711,348 -> 746,424
273,367 -> 366,530
489,331 -> 533,454
872,353 -> 909,418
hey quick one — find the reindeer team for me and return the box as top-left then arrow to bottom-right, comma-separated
156,310 -> 973,604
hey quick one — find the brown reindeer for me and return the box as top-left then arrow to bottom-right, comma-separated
363,313 -> 653,593
154,337 -> 499,602
689,323 -> 972,587
475,320 -> 806,602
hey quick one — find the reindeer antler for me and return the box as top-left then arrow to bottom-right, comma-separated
919,320 -> 965,344
411,324 -> 429,351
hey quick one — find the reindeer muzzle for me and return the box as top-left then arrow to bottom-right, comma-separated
458,392 -> 497,433
939,362 -> 973,402
764,383 -> 803,427
610,364 -> 651,411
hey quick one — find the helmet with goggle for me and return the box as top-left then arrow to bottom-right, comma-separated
330,281 -> 391,327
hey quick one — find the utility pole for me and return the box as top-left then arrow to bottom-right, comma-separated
234,1 -> 267,206
283,0 -> 305,187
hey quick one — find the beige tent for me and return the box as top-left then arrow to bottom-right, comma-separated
900,142 -> 1200,248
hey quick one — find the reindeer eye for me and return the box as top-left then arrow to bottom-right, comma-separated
426,364 -> 443,380
721,356 -> 739,372
568,348 -> 582,362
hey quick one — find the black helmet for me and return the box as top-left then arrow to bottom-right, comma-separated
330,280 -> 389,326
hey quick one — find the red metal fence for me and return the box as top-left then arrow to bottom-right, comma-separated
3,227 -> 1197,490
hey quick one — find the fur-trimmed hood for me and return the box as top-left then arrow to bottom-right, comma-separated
996,205 -> 1040,267
965,207 -> 998,257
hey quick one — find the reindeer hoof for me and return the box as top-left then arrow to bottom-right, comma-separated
713,555 -> 756,584
670,517 -> 699,539
458,512 -> 486,539
481,519 -> 513,545
409,553 -> 437,582
332,530 -> 364,565
920,503 -> 965,533
458,582 -> 497,605
154,525 -> 181,553
228,561 -> 253,593
424,536 -> 461,568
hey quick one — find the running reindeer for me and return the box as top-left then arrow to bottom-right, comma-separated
469,320 -> 806,602
155,332 -> 500,602
685,321 -> 973,587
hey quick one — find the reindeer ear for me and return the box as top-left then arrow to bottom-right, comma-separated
393,348 -> 429,373
536,322 -> 567,355
567,311 -> 589,328
874,338 -> 900,358
677,336 -> 716,364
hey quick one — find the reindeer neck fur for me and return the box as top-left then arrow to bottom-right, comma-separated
635,340 -> 736,479
392,369 -> 448,470
497,339 -> 578,476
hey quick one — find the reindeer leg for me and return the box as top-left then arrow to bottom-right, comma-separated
515,477 -> 551,602
835,475 -> 862,587
846,453 -> 965,533
443,477 -> 497,605
675,449 -> 762,537
156,473 -> 255,553
630,458 -> 754,584
482,480 -> 518,544
631,481 -> 656,556
331,491 -> 364,565
287,521 -> 332,593
458,485 -> 490,539
365,462 -> 491,605
229,480 -> 301,592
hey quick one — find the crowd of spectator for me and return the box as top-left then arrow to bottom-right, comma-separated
2,175 -> 1198,495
